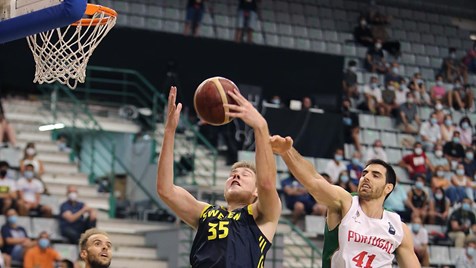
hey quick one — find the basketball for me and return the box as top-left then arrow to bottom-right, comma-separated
193,76 -> 240,126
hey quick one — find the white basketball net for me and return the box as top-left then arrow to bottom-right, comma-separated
26,6 -> 116,89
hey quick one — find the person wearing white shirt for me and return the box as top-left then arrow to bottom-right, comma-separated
419,112 -> 442,152
395,81 -> 409,106
362,76 -> 383,114
457,116 -> 473,148
16,164 -> 52,217
410,215 -> 429,267
364,139 -> 388,162
324,148 -> 347,184
455,239 -> 476,268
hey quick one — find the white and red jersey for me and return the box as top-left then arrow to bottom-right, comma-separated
324,196 -> 404,268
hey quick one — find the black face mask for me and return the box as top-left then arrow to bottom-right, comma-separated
0,170 -> 7,177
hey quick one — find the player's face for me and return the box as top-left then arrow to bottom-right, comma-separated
224,167 -> 257,200
358,164 -> 391,201
81,234 -> 112,268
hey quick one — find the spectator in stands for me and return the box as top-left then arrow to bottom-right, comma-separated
342,60 -> 359,100
449,83 -> 474,112
364,39 -> 388,74
16,164 -> 52,217
346,151 -> 363,186
448,163 -> 472,203
379,81 -> 397,116
301,96 -> 313,110
394,78 -> 409,106
431,166 -> 451,192
462,148 -> 476,178
458,117 -> 474,147
1,208 -> 35,263
23,231 -> 61,268
335,170 -> 357,193
364,139 -> 387,162
19,142 -> 45,179
324,148 -> 347,184
443,131 -> 465,166
441,47 -> 468,84
410,215 -> 430,267
281,175 -> 326,224
419,112 -> 442,152
404,175 -> 429,222
361,75 -> 383,114
397,92 -> 421,134
353,15 -> 373,47
463,41 -> 476,74
430,75 -> 447,104
428,187 -> 451,226
408,73 -> 431,106
384,62 -> 404,87
60,185 -> 97,244
0,112 -> 17,147
384,177 -> 410,222
0,161 -> 16,214
59,259 -> 74,268
429,144 -> 451,172
342,98 -> 361,152
268,95 -> 284,108
183,0 -> 207,37
447,198 -> 476,248
441,114 -> 456,142
235,0 -> 259,44
399,142 -> 432,181
455,239 -> 476,267
366,11 -> 400,58
434,100 -> 446,124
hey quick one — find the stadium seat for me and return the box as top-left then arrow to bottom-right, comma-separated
265,33 -> 279,46
375,116 -> 395,131
303,5 -> 318,17
417,22 -> 431,33
315,158 -> 330,171
322,30 -> 338,42
200,25 -> 215,38
289,3 -> 304,14
130,3 -> 146,15
113,1 -> 130,14
261,10 -> 275,22
309,29 -> 323,40
358,114 -> 376,129
342,44 -> 357,57
381,131 -> 398,148
54,244 -> 79,263
296,38 -> 311,50
449,38 -> 462,49
401,54 -> 416,65
163,20 -> 181,34
386,148 -> 402,165
164,8 -> 181,20
416,55 -> 431,67
305,215 -> 326,236
449,247 -> 466,264
426,45 -> 439,57
311,41 -> 326,52
325,42 -> 342,55
17,216 -> 33,236
361,129 -> 381,145
147,5 -> 164,18
412,44 -> 425,55
238,150 -> 255,162
421,68 -> 435,81
32,218 -> 63,241
291,14 -> 307,26
214,15 -> 231,28
430,245 -> 452,266
293,26 -> 309,38
116,13 -> 129,26
274,1 -> 290,13
393,166 -> 411,184
262,22 -> 277,33
145,18 -> 162,31
275,12 -> 291,24
435,36 -> 449,47
306,17 -> 321,28
277,24 -> 293,36
252,32 -> 264,45
400,41 -> 412,53
317,7 -> 333,19
280,36 -> 295,49
129,16 -> 146,29
216,27 -> 232,41
421,33 -> 435,45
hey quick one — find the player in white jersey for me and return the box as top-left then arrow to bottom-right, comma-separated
270,135 -> 420,268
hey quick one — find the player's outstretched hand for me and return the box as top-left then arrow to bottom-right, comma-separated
224,88 -> 266,129
270,135 -> 293,155
165,86 -> 182,132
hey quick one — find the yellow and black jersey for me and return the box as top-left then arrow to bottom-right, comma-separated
190,204 -> 271,268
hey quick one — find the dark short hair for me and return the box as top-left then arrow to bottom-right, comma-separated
348,60 -> 357,67
0,161 -> 9,168
61,259 -> 74,268
365,159 -> 396,199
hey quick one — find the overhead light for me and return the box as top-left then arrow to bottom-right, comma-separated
138,108 -> 152,116
39,123 -> 65,131
470,34 -> 476,41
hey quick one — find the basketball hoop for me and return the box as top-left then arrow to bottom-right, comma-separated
26,4 -> 117,89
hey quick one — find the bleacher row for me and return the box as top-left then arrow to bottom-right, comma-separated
0,215 -> 79,261
98,0 -> 476,84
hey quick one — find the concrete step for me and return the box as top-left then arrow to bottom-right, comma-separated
98,219 -> 171,234
112,246 -> 157,259
43,162 -> 79,174
109,233 -> 145,246
17,141 -> 59,153
46,183 -> 99,197
17,131 -> 52,142
48,194 -> 109,211
35,151 -> 70,164
110,257 -> 168,268
42,172 -> 89,186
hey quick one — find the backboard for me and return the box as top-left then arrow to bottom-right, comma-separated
0,0 -> 86,43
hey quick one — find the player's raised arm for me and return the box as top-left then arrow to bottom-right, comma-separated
270,135 -> 352,211
224,88 -> 281,241
395,223 -> 421,267
156,87 -> 208,229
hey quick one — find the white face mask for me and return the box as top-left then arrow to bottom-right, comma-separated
26,148 -> 36,156
414,148 -> 423,155
68,192 -> 78,201
375,43 -> 382,49
435,150 -> 443,157
435,103 -> 443,110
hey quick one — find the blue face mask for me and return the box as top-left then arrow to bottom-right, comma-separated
412,224 -> 421,233
335,155 -> 343,161
415,181 -> 424,190
462,122 -> 470,129
430,118 -> 438,125
7,215 -> 17,225
453,137 -> 460,144
351,158 -> 360,166
445,119 -> 453,126
467,247 -> 476,258
466,153 -> 474,160
340,175 -> 349,183
24,171 -> 34,179
38,238 -> 49,249
462,203 -> 472,212
457,169 -> 465,176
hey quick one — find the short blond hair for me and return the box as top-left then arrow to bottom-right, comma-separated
79,228 -> 110,250
231,161 -> 256,175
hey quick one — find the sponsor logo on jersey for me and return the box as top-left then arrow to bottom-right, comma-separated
388,222 -> 396,235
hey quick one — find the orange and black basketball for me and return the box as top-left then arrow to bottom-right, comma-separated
193,76 -> 240,126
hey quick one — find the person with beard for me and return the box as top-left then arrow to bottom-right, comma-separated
156,87 -> 281,267
79,229 -> 112,268
270,135 -> 419,268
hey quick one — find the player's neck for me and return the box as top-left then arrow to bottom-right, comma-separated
227,201 -> 248,212
359,198 -> 385,219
